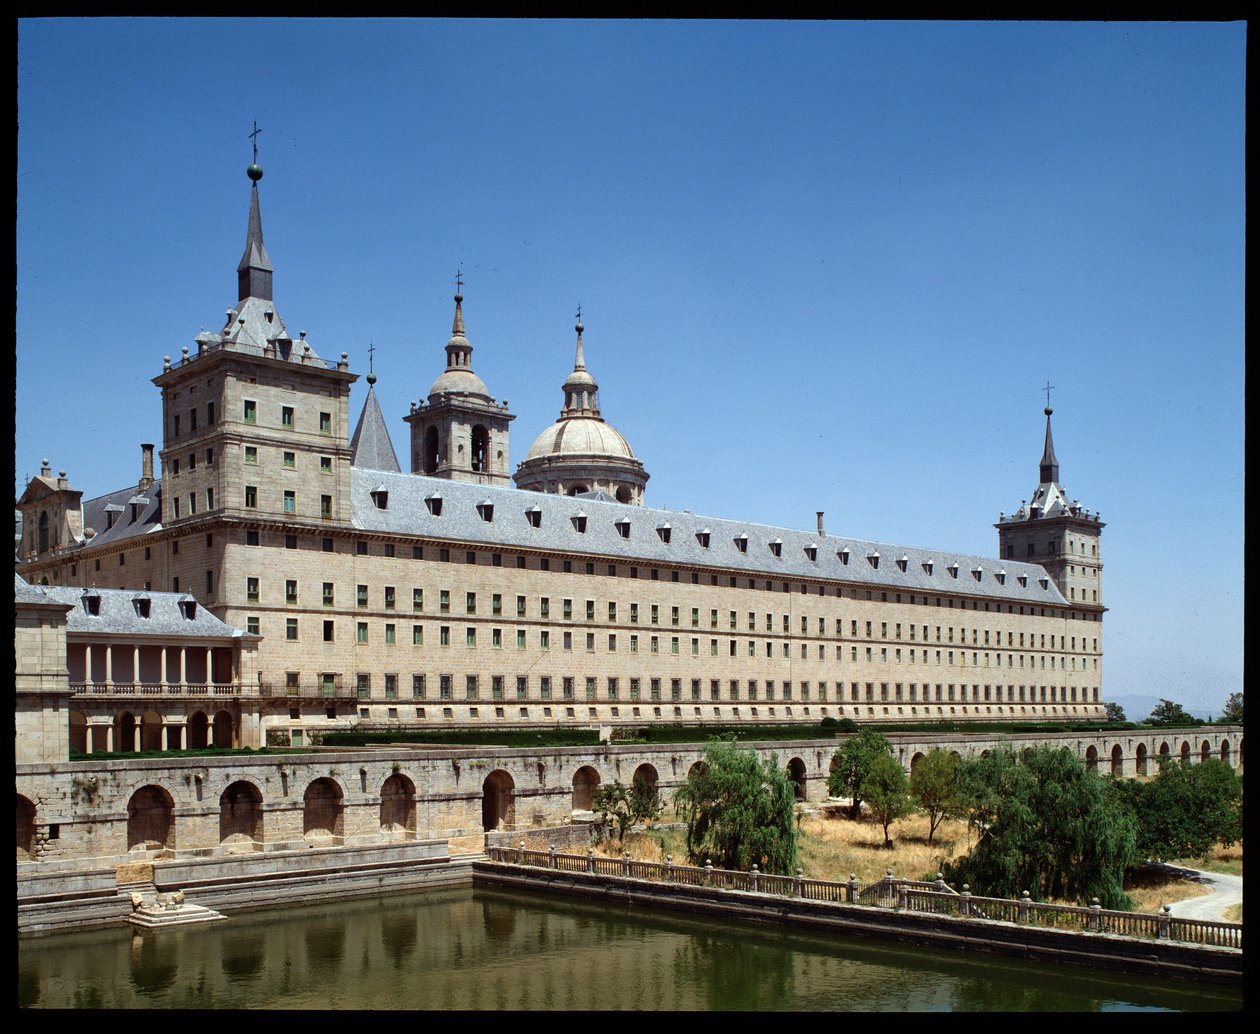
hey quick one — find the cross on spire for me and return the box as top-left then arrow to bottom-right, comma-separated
455,269 -> 464,295
367,342 -> 375,372
249,120 -> 262,163
1043,380 -> 1054,409
576,303 -> 582,325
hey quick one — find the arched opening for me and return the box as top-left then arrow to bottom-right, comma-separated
1181,740 -> 1192,763
615,486 -> 632,504
422,427 -> 440,474
567,484 -> 589,497
38,511 -> 49,553
471,425 -> 489,473
69,711 -> 88,755
482,770 -> 515,832
572,766 -> 601,811
17,795 -> 36,861
687,761 -> 709,781
632,764 -> 659,792
187,711 -> 209,750
213,710 -> 234,748
1110,744 -> 1123,776
127,785 -> 175,852
303,778 -> 344,843
1084,745 -> 1099,772
1220,740 -> 1231,765
1135,742 -> 1148,776
219,781 -> 263,851
787,757 -> 807,802
1159,741 -> 1171,760
140,709 -> 164,752
380,773 -> 416,839
909,752 -> 925,774
1201,740 -> 1212,764
115,711 -> 138,753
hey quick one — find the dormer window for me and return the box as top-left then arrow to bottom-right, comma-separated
695,529 -> 710,548
896,555 -> 908,573
1017,574 -> 1028,587
526,506 -> 542,529
370,488 -> 389,510
867,551 -> 879,570
82,592 -> 101,617
476,500 -> 494,523
180,600 -> 197,620
837,547 -> 850,565
1038,576 -> 1050,590
734,534 -> 748,553
425,493 -> 443,517
947,563 -> 959,579
803,544 -> 817,562
133,595 -> 152,619
972,566 -> 983,581
615,518 -> 630,539
657,523 -> 671,544
922,559 -> 934,575
769,539 -> 783,558
571,512 -> 588,533
996,569 -> 1007,585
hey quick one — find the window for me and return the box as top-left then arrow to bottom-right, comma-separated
412,588 -> 425,612
283,490 -> 296,514
283,451 -> 296,469
385,674 -> 398,700
245,445 -> 258,464
413,625 -> 424,645
320,456 -> 332,475
207,401 -> 215,425
246,577 -> 260,603
413,674 -> 426,699
440,590 -> 450,613
282,406 -> 295,428
319,412 -> 332,434
357,673 -> 371,700
286,580 -> 298,605
323,620 -> 335,641
320,495 -> 333,518
246,616 -> 260,635
357,584 -> 368,608
357,622 -> 368,644
244,400 -> 256,423
245,485 -> 257,508
385,586 -> 396,610
322,537 -> 334,552
286,618 -> 298,641
466,592 -> 477,614
285,534 -> 297,549
385,624 -> 396,645
466,627 -> 477,647
440,626 -> 451,646
323,583 -> 334,606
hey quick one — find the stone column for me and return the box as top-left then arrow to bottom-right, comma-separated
133,721 -> 141,752
133,646 -> 141,688
160,646 -> 168,688
206,647 -> 213,687
105,644 -> 113,687
178,722 -> 187,750
105,722 -> 114,753
178,648 -> 186,688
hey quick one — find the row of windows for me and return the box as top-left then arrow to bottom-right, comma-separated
240,401 -> 333,434
168,448 -> 215,476
242,444 -> 335,473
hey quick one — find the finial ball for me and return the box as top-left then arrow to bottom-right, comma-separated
366,371 -> 377,385
575,323 -> 584,335
454,293 -> 463,304
1044,406 -> 1053,416
247,163 -> 264,182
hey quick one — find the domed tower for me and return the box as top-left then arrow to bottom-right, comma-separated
404,281 -> 514,486
514,313 -> 649,505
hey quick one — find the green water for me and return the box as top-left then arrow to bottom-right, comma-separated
17,886 -> 1241,1011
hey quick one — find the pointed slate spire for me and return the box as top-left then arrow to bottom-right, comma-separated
351,351 -> 401,472
561,307 -> 600,417
237,161 -> 273,303
1039,405 -> 1060,484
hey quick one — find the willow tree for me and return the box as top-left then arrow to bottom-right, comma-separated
673,738 -> 798,875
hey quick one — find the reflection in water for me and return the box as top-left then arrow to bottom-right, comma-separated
17,886 -> 1242,1011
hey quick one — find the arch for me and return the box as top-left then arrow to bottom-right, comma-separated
1110,744 -> 1123,776
115,711 -> 138,754
219,780 -> 263,850
1135,742 -> 1148,777
38,510 -> 49,553
422,426 -> 440,474
1220,739 -> 1231,765
1084,745 -> 1099,772
482,770 -> 515,832
187,711 -> 209,750
615,486 -> 632,504
303,778 -> 344,843
69,711 -> 88,755
787,757 -> 808,801
140,709 -> 164,752
571,765 -> 601,812
1201,740 -> 1212,764
632,764 -> 659,793
1158,741 -> 1171,759
380,773 -> 416,839
212,710 -> 234,748
567,484 -> 589,497
127,785 -> 175,852
909,751 -> 926,774
1181,740 -> 1192,763
17,795 -> 36,861
470,425 -> 489,473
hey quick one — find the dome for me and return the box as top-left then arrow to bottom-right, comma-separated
525,417 -> 637,462
429,364 -> 490,399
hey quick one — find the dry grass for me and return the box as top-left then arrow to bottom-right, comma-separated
796,811 -> 972,884
1123,867 -> 1214,913
1170,839 -> 1243,877
1223,903 -> 1242,923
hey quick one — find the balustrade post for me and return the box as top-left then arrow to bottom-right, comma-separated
704,859 -> 713,886
897,884 -> 908,912
518,840 -> 525,864
1088,898 -> 1101,932
587,847 -> 595,873
1157,905 -> 1171,940
1018,891 -> 1031,923
794,867 -> 803,898
665,855 -> 673,882
960,885 -> 971,917
934,872 -> 946,893
549,844 -> 556,870
622,851 -> 630,877
750,864 -> 759,894
847,874 -> 858,904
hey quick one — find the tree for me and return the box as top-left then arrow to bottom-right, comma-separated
909,749 -> 958,845
1124,757 -> 1242,862
1146,699 -> 1198,726
864,754 -> 911,848
628,775 -> 664,826
673,738 -> 798,874
943,747 -> 1139,909
1221,692 -> 1243,723
593,781 -> 634,843
827,729 -> 894,819
1103,701 -> 1127,723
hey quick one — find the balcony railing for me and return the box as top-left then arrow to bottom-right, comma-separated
70,682 -> 256,698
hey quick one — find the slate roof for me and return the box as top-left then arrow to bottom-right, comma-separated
14,575 -> 254,639
79,480 -> 163,549
350,384 -> 401,472
348,468 -> 1069,606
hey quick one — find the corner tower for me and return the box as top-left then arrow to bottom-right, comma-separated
996,403 -> 1103,607
404,284 -> 514,486
514,312 -> 649,504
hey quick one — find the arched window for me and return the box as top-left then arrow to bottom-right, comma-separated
38,511 -> 49,553
471,425 -> 489,473
423,427 -> 440,474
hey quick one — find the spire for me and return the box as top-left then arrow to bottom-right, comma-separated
452,271 -> 466,336
351,360 -> 401,473
561,309 -> 600,418
1039,399 -> 1059,484
573,304 -> 587,371
237,129 -> 273,302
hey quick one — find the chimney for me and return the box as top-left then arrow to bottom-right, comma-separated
139,444 -> 155,492
816,511 -> 825,537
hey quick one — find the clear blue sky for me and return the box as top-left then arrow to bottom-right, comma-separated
16,20 -> 1245,716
